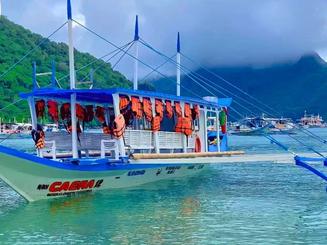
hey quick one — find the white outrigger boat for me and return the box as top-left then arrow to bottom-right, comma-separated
0,0 -> 244,202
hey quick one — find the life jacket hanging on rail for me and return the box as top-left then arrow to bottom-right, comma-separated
155,99 -> 164,121
120,95 -> 133,126
175,116 -> 183,133
76,104 -> 86,122
31,125 -> 45,149
184,103 -> 192,118
35,100 -> 45,118
131,97 -> 143,119
175,116 -> 193,136
60,103 -> 71,120
192,104 -> 200,120
95,106 -> 106,124
119,96 -> 130,112
143,98 -> 153,122
84,105 -> 94,123
165,100 -> 173,119
183,117 -> 193,136
47,100 -> 59,122
152,115 -> 161,132
174,102 -> 182,117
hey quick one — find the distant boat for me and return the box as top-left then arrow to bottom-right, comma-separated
297,111 -> 326,128
229,115 -> 295,135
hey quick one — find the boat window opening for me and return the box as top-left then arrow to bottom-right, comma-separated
193,118 -> 200,131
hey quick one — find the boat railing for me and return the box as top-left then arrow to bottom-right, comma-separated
100,140 -> 119,159
124,130 -> 154,152
41,129 -> 196,159
125,130 -> 196,152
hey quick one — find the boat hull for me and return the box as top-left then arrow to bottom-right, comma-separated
0,146 -> 207,202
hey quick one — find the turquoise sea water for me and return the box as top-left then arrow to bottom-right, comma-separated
1,129 -> 327,244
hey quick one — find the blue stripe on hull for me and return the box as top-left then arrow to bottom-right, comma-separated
0,145 -> 194,172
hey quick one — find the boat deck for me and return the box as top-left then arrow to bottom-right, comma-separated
131,152 -> 327,165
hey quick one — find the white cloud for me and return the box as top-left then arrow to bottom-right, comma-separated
3,0 -> 327,80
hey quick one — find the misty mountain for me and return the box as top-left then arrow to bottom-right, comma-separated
152,53 -> 327,120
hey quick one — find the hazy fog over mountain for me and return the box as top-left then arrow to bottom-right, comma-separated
3,0 -> 327,79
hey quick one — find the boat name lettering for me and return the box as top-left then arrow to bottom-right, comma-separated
47,179 -> 103,193
37,184 -> 49,190
128,170 -> 146,176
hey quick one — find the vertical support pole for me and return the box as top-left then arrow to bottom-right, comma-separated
67,0 -> 78,159
28,97 -> 37,130
89,69 -> 94,89
151,98 -> 160,153
181,102 -> 187,152
133,15 -> 139,90
176,32 -> 181,96
28,96 -> 39,156
204,108 -> 208,152
51,60 -> 56,88
0,117 -> 2,133
216,109 -> 221,152
32,62 -> 37,89
104,104 -> 110,126
112,94 -> 126,157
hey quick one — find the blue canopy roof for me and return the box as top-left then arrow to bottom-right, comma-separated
20,88 -> 232,108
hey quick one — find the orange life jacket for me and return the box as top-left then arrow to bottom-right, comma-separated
192,104 -> 200,120
76,104 -> 86,121
131,97 -> 143,119
175,102 -> 182,117
175,117 -> 184,133
184,103 -> 192,118
143,98 -> 153,122
60,103 -> 71,120
152,115 -> 161,132
175,117 -> 193,136
119,96 -> 130,111
95,106 -> 106,123
112,114 -> 126,139
155,99 -> 164,121
35,100 -> 45,118
47,100 -> 59,122
84,105 -> 94,123
165,100 -> 173,119
183,117 -> 193,136
35,130 -> 45,149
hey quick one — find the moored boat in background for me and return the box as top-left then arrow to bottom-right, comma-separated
297,111 -> 326,128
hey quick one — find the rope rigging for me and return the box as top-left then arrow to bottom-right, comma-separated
57,41 -> 133,84
0,14 -> 325,162
138,39 -> 264,117
136,38 -> 327,158
0,21 -> 68,81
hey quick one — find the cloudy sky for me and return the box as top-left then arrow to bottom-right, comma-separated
2,0 -> 327,79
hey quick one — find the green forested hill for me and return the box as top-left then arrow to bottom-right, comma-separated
153,53 -> 327,120
0,17 -> 131,121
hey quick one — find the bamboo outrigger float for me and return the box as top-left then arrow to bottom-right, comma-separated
0,0 -> 247,202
